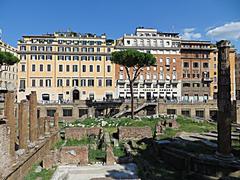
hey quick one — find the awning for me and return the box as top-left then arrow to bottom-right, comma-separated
119,94 -> 124,97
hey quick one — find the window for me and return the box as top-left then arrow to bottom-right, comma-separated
173,58 -> 176,63
203,63 -> 209,68
66,65 -> 70,72
40,64 -> 43,72
73,65 -> 78,72
88,56 -> 94,61
20,46 -> 26,51
66,79 -> 70,86
42,94 -> 50,101
57,79 -> 63,87
81,79 -> 86,86
88,48 -> 94,52
47,109 -> 56,117
73,47 -> 79,52
31,55 -> 37,60
106,56 -> 111,61
159,58 -> 163,63
95,56 -> 101,61
58,55 -> 64,60
21,55 -> 26,60
107,65 -> 111,72
21,64 -> 26,72
81,56 -> 87,61
166,58 -> 170,65
82,47 -> 87,52
59,65 -> 63,72
32,64 -> 36,72
65,56 -> 71,61
73,56 -> 79,61
46,79 -> 51,87
98,79 -> 102,86
97,65 -> 100,72
72,79 -> 79,86
183,83 -> 190,87
31,46 -> 37,51
39,79 -> 43,87
183,62 -> 189,68
88,79 -> 94,86
82,65 -> 86,72
97,47 -> 101,52
65,47 -> 71,52
19,79 -> 25,89
46,46 -> 52,52
63,109 -> 72,117
46,55 -> 52,60
106,79 -> 112,86
38,55 -> 44,60
89,65 -> 93,72
193,62 -> 199,68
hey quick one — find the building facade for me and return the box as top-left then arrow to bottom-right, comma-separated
235,54 -> 240,99
180,40 -> 214,101
17,32 -> 115,102
0,40 -> 18,100
115,27 -> 182,100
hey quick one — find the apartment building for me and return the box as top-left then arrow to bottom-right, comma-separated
180,40 -> 215,101
209,45 -> 236,100
17,32 -> 115,102
0,40 -> 18,100
115,27 -> 182,100
235,54 -> 240,99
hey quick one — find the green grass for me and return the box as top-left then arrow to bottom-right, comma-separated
24,164 -> 56,180
113,143 -> 126,157
89,149 -> 106,162
52,139 -> 65,149
65,137 -> 95,146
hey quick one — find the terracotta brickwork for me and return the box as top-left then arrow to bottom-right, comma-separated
60,146 -> 88,165
29,91 -> 38,141
65,127 -> 102,140
118,126 -> 152,141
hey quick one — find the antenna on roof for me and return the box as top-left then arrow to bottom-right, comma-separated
0,28 -> 2,40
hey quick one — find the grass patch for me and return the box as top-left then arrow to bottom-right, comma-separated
65,137 -> 95,146
24,164 -> 56,180
52,139 -> 65,149
113,143 -> 126,157
89,149 -> 106,162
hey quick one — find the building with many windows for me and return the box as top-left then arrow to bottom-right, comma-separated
115,27 -> 182,100
17,32 -> 115,102
0,40 -> 18,101
180,40 -> 214,101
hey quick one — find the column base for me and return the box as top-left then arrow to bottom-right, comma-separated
215,151 -> 236,161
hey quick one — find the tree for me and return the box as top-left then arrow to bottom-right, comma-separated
111,49 -> 156,119
0,51 -> 20,72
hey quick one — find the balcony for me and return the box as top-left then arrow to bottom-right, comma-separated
202,77 -> 213,83
144,79 -> 152,84
158,79 -> 165,84
117,79 -> 126,84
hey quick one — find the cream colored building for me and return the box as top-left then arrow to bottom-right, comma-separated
0,40 -> 18,101
17,32 -> 115,102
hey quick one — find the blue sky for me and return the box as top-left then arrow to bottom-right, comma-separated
0,0 -> 239,51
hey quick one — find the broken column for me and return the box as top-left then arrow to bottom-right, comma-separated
5,91 -> 16,157
54,112 -> 59,131
29,91 -> 38,142
18,100 -> 28,149
216,40 -> 232,157
38,117 -> 45,138
44,116 -> 50,136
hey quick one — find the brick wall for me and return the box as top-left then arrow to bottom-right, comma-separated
118,126 -> 152,141
60,146 -> 88,165
65,127 -> 102,140
0,123 -> 11,177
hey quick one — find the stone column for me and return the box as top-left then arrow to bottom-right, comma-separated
54,112 -> 59,131
216,40 -> 232,157
5,91 -> 16,156
44,117 -> 50,136
18,100 -> 28,149
38,117 -> 45,138
29,91 -> 38,142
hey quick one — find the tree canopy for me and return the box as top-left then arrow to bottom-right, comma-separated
0,51 -> 19,66
111,49 -> 156,68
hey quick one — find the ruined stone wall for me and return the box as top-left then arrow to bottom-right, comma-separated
0,123 -> 11,177
65,127 -> 102,140
3,132 -> 59,180
118,126 -> 152,141
60,146 -> 88,165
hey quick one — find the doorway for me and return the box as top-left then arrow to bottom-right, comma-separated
73,89 -> 80,101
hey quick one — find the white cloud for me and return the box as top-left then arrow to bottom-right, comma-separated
182,28 -> 201,40
206,22 -> 240,40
